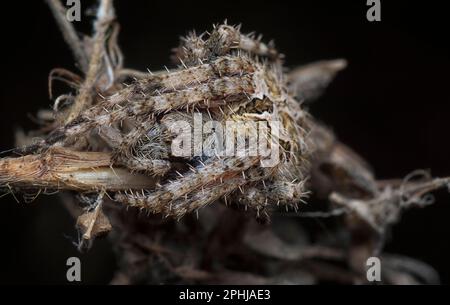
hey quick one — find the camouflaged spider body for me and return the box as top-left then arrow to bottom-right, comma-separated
38,23 -> 311,219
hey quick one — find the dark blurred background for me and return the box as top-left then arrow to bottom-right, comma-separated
0,0 -> 449,284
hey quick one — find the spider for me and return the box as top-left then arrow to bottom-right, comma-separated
21,23 -> 312,220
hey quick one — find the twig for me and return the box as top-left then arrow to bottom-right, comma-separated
288,59 -> 348,101
329,176 -> 450,233
65,0 -> 115,123
382,254 -> 440,284
0,147 -> 154,192
45,0 -> 89,71
82,191 -> 104,241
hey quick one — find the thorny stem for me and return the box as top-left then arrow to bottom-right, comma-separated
45,0 -> 89,72
65,0 -> 115,123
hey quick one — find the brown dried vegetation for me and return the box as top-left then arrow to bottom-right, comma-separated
0,0 -> 448,284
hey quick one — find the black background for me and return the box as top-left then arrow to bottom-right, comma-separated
0,0 -> 449,284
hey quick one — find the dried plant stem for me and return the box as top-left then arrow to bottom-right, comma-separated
0,147 -> 153,191
82,192 -> 104,240
288,59 -> 348,101
45,0 -> 89,72
65,0 -> 115,123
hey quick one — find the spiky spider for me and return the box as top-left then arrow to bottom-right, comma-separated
2,14 -> 446,227
17,22 -> 312,220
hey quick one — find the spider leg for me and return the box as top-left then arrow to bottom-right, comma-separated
41,67 -> 260,149
114,155 -> 261,215
173,24 -> 280,65
167,165 -> 271,218
25,55 -> 260,151
109,55 -> 257,103
119,158 -> 171,176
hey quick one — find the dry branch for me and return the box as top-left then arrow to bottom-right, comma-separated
0,147 -> 153,191
46,0 -> 89,71
65,0 -> 115,123
288,59 -> 348,101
